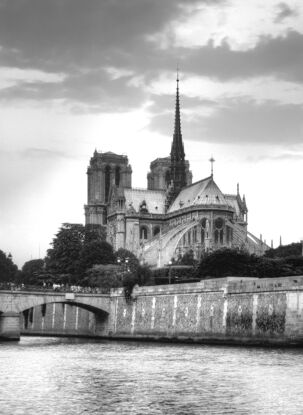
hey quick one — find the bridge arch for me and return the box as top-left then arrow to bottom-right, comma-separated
0,291 -> 111,315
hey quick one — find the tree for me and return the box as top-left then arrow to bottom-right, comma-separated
21,259 -> 45,284
196,248 -> 255,279
178,249 -> 198,266
85,264 -> 122,292
115,248 -> 139,272
0,250 -> 18,283
45,223 -> 114,283
84,224 -> 106,243
45,223 -> 84,278
78,240 -> 115,274
265,242 -> 302,258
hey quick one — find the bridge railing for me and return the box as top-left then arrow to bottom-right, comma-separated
0,283 -> 108,294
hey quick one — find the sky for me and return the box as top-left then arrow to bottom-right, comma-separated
0,0 -> 303,268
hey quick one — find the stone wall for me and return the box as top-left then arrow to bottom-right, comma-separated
109,275 -> 303,345
20,275 -> 303,346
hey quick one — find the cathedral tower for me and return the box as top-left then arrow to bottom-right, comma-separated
84,150 -> 132,226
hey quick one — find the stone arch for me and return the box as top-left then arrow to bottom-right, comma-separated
140,225 -> 148,240
0,292 -> 111,315
19,300 -> 109,316
153,226 -> 160,237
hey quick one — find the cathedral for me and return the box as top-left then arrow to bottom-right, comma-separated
84,78 -> 266,267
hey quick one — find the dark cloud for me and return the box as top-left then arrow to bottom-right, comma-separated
0,0 -> 215,72
179,31 -> 303,84
149,98 -> 303,145
0,0 -> 302,112
274,3 -> 297,23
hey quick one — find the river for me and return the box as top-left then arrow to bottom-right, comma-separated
0,337 -> 303,414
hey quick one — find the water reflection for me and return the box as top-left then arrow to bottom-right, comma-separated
0,337 -> 303,414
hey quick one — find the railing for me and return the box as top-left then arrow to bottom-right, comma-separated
0,283 -> 106,294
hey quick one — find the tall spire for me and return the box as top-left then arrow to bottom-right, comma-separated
171,69 -> 185,163
169,70 -> 186,201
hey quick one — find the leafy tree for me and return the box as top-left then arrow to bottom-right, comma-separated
265,242 -> 302,258
85,264 -> 122,292
21,259 -> 45,284
45,223 -> 114,283
78,240 -> 115,274
84,224 -> 106,243
0,250 -> 18,283
197,248 -> 255,278
115,248 -> 139,272
178,249 -> 198,266
45,223 -> 84,278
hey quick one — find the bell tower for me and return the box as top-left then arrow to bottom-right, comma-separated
84,150 -> 132,225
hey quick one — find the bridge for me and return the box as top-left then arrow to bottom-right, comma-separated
0,290 -> 112,340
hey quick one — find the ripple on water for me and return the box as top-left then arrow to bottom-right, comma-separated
0,338 -> 303,414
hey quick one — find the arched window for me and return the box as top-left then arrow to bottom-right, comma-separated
153,226 -> 160,237
105,165 -> 111,202
115,166 -> 120,186
140,226 -> 148,240
165,170 -> 171,187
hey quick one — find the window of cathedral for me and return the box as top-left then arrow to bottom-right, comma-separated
201,218 -> 207,228
165,170 -> 171,187
153,226 -> 160,237
105,165 -> 111,202
115,166 -> 120,186
215,217 -> 224,229
201,228 -> 205,243
215,229 -> 224,244
140,226 -> 148,240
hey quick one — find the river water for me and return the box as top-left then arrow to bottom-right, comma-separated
0,337 -> 303,414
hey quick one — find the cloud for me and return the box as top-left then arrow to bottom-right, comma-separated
274,3 -> 298,23
21,147 -> 68,159
149,98 -> 303,145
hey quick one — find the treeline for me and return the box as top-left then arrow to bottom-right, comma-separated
195,248 -> 303,279
0,223 -> 152,294
1,224 -> 303,290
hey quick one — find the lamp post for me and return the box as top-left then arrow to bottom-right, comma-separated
301,240 -> 303,257
168,260 -> 172,284
117,256 -> 130,282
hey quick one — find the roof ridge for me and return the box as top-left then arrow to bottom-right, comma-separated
125,187 -> 166,193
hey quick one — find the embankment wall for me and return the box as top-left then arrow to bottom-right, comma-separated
22,276 -> 303,346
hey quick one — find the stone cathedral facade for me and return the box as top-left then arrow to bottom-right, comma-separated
85,80 -> 265,267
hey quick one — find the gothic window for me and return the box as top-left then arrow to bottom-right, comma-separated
201,228 -> 205,243
215,217 -> 224,229
165,170 -> 171,187
201,218 -> 207,229
193,226 -> 197,243
140,226 -> 148,240
214,229 -> 224,244
115,166 -> 120,186
105,165 -> 111,202
153,226 -> 160,237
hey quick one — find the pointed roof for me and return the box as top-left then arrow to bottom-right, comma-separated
170,75 -> 185,162
167,176 -> 230,213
